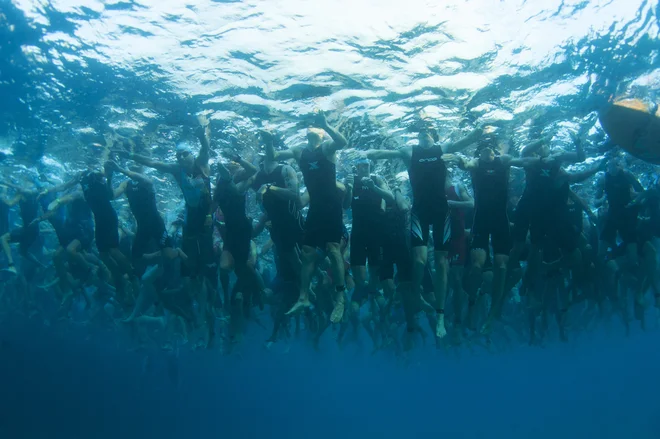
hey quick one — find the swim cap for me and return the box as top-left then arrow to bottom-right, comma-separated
176,142 -> 192,153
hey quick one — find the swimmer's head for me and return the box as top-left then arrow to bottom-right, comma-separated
175,142 -> 195,168
607,157 -> 623,174
355,158 -> 371,176
538,143 -> 551,158
306,128 -> 325,147
417,127 -> 438,148
479,147 -> 496,163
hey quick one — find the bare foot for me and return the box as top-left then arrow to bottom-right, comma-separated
286,298 -> 312,315
330,298 -> 345,324
435,314 -> 447,339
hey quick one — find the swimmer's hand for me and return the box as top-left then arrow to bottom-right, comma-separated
313,110 -> 329,129
344,174 -> 354,190
104,160 -> 120,173
258,129 -> 274,144
204,214 -> 213,228
361,176 -> 375,189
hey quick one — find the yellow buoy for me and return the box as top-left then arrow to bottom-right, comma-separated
599,98 -> 660,164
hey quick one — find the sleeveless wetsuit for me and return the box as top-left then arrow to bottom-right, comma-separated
349,174 -> 384,267
9,192 -> 40,255
380,196 -> 412,282
125,179 -> 171,259
470,157 -> 511,255
525,158 -> 563,246
177,165 -> 214,279
409,145 -> 451,251
446,185 -> 468,266
299,147 -> 343,248
252,165 -> 305,253
64,197 -> 94,250
601,171 -> 640,246
81,172 -> 118,253
214,178 -> 252,265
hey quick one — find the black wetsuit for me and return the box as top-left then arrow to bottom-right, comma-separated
350,175 -> 384,267
63,197 -> 94,250
177,165 -> 214,278
81,172 -> 118,253
125,179 -> 171,259
214,178 -> 252,265
38,193 -> 64,245
470,157 -> 511,255
524,158 -> 563,246
9,193 -> 40,255
601,171 -> 640,246
640,186 -> 660,241
409,145 -> 450,251
252,165 -> 304,253
381,196 -> 412,282
299,147 -> 343,248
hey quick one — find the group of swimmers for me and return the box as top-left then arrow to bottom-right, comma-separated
1,110 -> 659,352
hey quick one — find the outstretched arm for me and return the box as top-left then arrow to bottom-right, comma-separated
131,153 -> 178,175
520,137 -> 547,158
40,173 -> 82,197
266,165 -> 300,206
448,183 -> 474,210
566,162 -> 603,183
195,114 -> 211,172
569,190 -> 597,223
442,127 -> 483,154
316,111 -> 347,155
371,175 -> 395,205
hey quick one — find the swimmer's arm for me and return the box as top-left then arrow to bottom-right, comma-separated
626,172 -> 644,193
4,193 -> 22,207
372,175 -> 394,204
117,166 -> 154,188
457,155 -> 479,170
35,192 -> 83,224
442,127 -> 483,154
509,156 -> 541,168
594,175 -> 606,206
393,189 -> 410,211
40,173 -> 82,197
365,148 -> 409,162
448,183 -> 474,210
195,115 -> 211,169
111,181 -> 128,200
252,213 -> 269,238
131,154 -> 178,175
216,163 -> 233,182
321,121 -> 348,155
270,145 -> 302,162
269,165 -> 300,205
259,239 -> 274,257
519,138 -> 546,157
569,190 -> 597,223
566,164 -> 601,183
300,189 -> 310,208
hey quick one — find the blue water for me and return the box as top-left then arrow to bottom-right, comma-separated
1,315 -> 659,439
1,0 -> 660,437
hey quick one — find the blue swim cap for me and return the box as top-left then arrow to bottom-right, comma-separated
176,142 -> 192,153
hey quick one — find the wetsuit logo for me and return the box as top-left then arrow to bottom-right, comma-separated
418,157 -> 438,163
308,161 -> 320,170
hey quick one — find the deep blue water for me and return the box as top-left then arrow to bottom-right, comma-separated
1,315 -> 659,439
